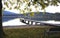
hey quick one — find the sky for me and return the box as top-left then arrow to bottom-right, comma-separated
2,0 -> 60,14
4,4 -> 60,14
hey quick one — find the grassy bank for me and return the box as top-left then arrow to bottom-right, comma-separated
3,26 -> 60,38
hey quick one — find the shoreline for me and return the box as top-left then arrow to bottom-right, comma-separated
3,25 -> 56,29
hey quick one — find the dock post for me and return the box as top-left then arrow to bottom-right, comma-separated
35,22 -> 37,25
31,21 -> 33,25
24,20 -> 27,23
28,21 -> 29,24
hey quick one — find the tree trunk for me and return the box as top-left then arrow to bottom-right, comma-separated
0,1 -> 5,38
0,24 -> 4,38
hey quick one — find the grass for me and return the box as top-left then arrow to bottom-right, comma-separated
3,26 -> 60,38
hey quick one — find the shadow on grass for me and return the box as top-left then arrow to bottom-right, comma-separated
3,27 -> 48,38
3,26 -> 60,38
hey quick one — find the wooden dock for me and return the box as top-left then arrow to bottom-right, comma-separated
20,18 -> 60,26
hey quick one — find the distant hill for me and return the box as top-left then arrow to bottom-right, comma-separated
3,11 -> 18,16
3,11 -> 23,16
25,12 -> 60,21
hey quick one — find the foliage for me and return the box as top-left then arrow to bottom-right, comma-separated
2,0 -> 60,16
30,12 -> 34,16
33,0 -> 60,9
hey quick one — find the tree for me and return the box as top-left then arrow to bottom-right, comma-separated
1,0 -> 60,38
2,0 -> 60,16
0,0 -> 5,38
